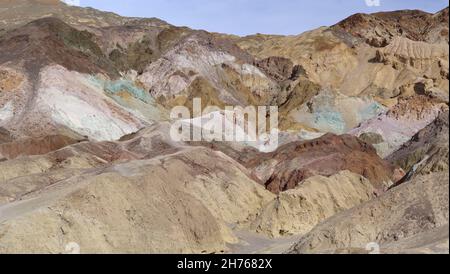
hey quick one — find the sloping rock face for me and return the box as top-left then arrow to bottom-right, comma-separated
288,108 -> 449,253
137,32 -> 279,108
236,8 -> 449,110
0,0 -> 169,35
287,172 -> 449,254
350,95 -> 448,157
0,122 -> 219,205
289,89 -> 386,134
1,2 -> 448,137
0,64 -> 150,141
387,111 -> 449,177
0,16 -> 168,141
381,224 -> 449,254
0,69 -> 23,93
0,134 -> 83,159
0,141 -> 273,253
254,56 -> 295,81
333,8 -> 449,46
0,17 -> 119,77
371,37 -> 449,98
246,134 -> 398,194
249,171 -> 376,237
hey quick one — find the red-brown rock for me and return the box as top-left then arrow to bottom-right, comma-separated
247,134 -> 398,194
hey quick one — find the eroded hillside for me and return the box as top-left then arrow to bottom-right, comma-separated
0,1 -> 448,254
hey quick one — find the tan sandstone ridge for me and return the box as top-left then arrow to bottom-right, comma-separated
249,171 -> 376,238
0,146 -> 274,253
287,172 -> 449,254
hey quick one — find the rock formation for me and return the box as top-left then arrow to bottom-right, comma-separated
246,133 -> 399,194
287,172 -> 449,254
0,0 -> 447,254
387,110 -> 449,178
249,171 -> 376,237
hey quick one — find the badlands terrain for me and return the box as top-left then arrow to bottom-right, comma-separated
0,0 -> 448,254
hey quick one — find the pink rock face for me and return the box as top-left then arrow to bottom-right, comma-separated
350,95 -> 449,157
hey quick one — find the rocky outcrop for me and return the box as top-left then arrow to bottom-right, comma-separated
0,0 -> 169,35
0,17 -> 118,76
0,1 -> 447,254
0,127 -> 12,145
0,143 -> 273,254
333,8 -> 449,46
236,9 -> 449,108
372,37 -> 449,91
350,95 -> 448,157
254,56 -> 294,81
0,69 -> 23,93
0,134 -> 83,160
0,123 -> 180,203
235,28 -> 360,97
287,172 -> 449,254
3,65 -> 147,141
387,111 -> 449,177
250,171 -> 376,237
358,132 -> 384,145
426,7 -> 450,44
246,133 -> 399,194
289,89 -> 386,134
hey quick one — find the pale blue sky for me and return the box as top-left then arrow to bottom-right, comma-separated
78,0 -> 449,36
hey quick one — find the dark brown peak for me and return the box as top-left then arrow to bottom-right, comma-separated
124,17 -> 170,28
373,9 -> 432,20
186,30 -> 255,64
265,132 -> 375,159
335,13 -> 373,27
0,17 -> 118,77
342,12 -> 368,20
434,6 -> 449,22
